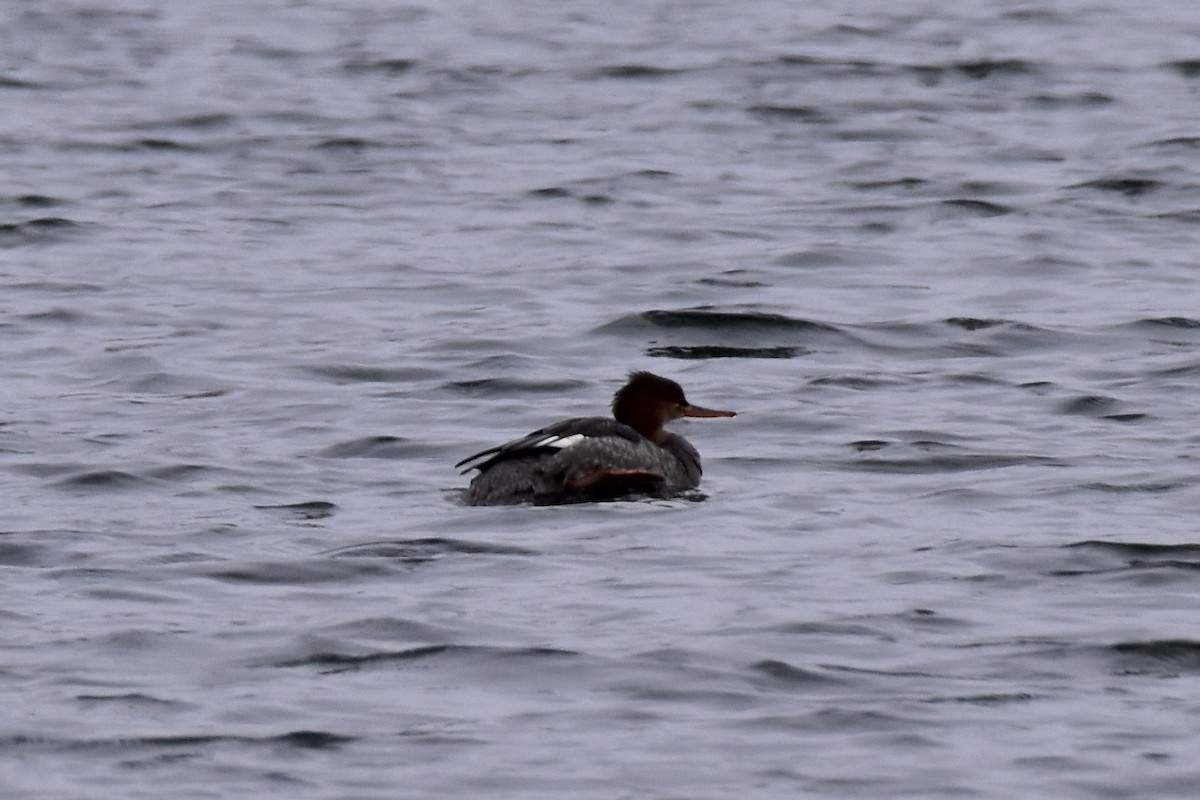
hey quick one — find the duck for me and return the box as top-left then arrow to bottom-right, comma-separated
456,371 -> 735,505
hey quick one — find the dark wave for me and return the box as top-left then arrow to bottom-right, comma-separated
1077,481 -> 1179,493
0,729 -> 354,751
923,692 -> 1039,705
1072,177 -> 1161,197
18,307 -> 87,324
76,692 -> 187,707
1067,541 -> 1200,557
770,54 -> 1022,92
1166,59 -> 1200,78
599,308 -> 839,334
275,643 -> 452,669
145,464 -> 217,482
326,537 -> 536,560
774,54 -> 882,73
599,308 -> 851,362
205,558 -> 390,585
53,470 -> 147,490
301,364 -> 436,383
849,176 -> 928,191
342,57 -> 418,75
0,75 -> 45,89
314,137 -> 377,151
952,58 -> 1038,78
0,540 -> 49,567
274,643 -> 579,673
0,216 -> 81,245
127,112 -> 236,130
907,58 -> 1039,82
845,453 -> 1054,474
587,64 -> 686,79
746,104 -> 827,122
1026,91 -> 1114,108
943,372 -> 1007,386
527,169 -> 674,203
647,345 -> 802,359
810,375 -> 902,389
695,274 -> 769,288
1109,640 -> 1200,676
1056,395 -> 1118,415
445,376 -> 585,396
318,436 -> 419,459
1151,359 -> 1200,377
751,659 -> 841,685
274,730 -> 356,749
1136,316 -> 1200,329
1052,540 -> 1200,579
133,137 -> 204,151
939,198 -> 1013,216
1145,135 -> 1200,149
1055,396 -> 1145,422
771,248 -> 885,268
13,194 -> 65,207
9,279 -> 103,292
528,186 -> 572,199
943,317 -> 1006,330
1154,208 -> 1200,223
614,313 -> 1078,362
254,501 -> 337,520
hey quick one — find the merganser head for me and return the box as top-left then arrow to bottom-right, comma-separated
611,371 -> 736,443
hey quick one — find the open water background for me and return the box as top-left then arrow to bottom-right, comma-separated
5,0 -> 1200,797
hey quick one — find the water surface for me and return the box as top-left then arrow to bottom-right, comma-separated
5,1 -> 1200,797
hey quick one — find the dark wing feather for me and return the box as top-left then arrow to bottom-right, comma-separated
455,416 -> 642,473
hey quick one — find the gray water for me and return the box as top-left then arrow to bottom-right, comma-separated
5,0 -> 1200,797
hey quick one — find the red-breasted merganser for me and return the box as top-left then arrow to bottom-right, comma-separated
456,371 -> 736,506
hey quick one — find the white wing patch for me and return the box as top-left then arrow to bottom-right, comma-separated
534,433 -> 587,450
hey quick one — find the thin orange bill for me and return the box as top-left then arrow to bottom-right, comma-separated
682,405 -> 736,418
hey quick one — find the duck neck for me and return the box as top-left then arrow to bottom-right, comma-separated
613,397 -> 667,444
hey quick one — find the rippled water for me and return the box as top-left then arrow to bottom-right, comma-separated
6,0 -> 1200,797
